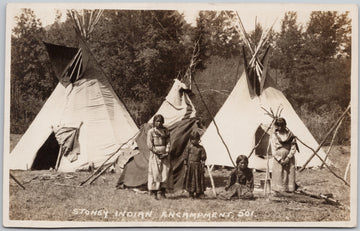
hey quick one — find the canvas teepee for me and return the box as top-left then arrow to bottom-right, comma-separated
201,13 -> 328,170
10,11 -> 139,172
117,78 -> 200,189
201,69 -> 329,169
148,79 -> 196,127
117,41 -> 202,190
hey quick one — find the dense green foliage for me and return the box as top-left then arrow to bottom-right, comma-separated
10,9 -> 351,144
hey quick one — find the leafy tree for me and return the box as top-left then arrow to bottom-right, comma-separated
299,11 -> 351,108
86,10 -> 194,124
11,9 -> 57,133
195,11 -> 242,62
269,11 -> 351,143
271,12 -> 303,75
44,11 -> 77,47
306,11 -> 351,61
10,9 -> 352,146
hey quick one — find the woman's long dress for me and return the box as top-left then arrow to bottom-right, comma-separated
147,127 -> 171,191
270,128 -> 298,192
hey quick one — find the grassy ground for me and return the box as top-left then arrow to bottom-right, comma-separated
8,134 -> 351,224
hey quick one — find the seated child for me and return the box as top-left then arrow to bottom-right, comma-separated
183,130 -> 207,198
222,155 -> 254,200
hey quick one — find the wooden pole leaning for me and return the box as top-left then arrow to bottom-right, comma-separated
10,173 -> 25,190
192,77 -> 236,167
89,163 -> 113,185
248,119 -> 275,159
320,116 -> 346,169
79,130 -> 140,186
79,144 -> 123,186
344,160 -> 351,181
299,104 -> 350,171
297,138 -> 350,186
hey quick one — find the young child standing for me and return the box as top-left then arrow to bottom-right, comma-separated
183,130 -> 207,198
222,155 -> 254,200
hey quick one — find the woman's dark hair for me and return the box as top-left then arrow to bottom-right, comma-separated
190,130 -> 201,140
274,117 -> 287,127
236,155 -> 248,166
153,114 -> 165,126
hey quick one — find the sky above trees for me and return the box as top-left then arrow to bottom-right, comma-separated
8,3 -> 352,33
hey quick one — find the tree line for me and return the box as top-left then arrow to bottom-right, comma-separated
10,9 -> 351,145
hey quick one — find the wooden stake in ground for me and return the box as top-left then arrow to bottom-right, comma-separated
10,173 -> 25,190
207,165 -> 217,197
263,141 -> 271,196
55,146 -> 63,171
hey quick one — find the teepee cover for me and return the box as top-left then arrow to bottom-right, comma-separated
117,79 -> 199,189
202,70 -> 328,170
10,41 -> 138,171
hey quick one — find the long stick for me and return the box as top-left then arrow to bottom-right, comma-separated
55,145 -> 63,171
193,77 -> 236,167
344,160 -> 351,181
264,141 -> 271,196
248,119 -> 275,158
89,163 -> 113,185
79,130 -> 140,186
300,104 -> 350,170
207,165 -> 217,197
10,173 -> 25,190
320,116 -> 345,169
297,138 -> 350,186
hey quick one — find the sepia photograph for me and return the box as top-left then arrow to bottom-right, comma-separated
3,2 -> 358,228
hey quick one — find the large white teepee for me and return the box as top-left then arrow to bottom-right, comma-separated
202,69 -> 328,170
202,13 -> 328,170
10,41 -> 138,172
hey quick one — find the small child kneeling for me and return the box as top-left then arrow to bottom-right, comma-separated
221,155 -> 254,200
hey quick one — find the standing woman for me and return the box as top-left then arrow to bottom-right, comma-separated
147,114 -> 171,199
270,117 -> 298,194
